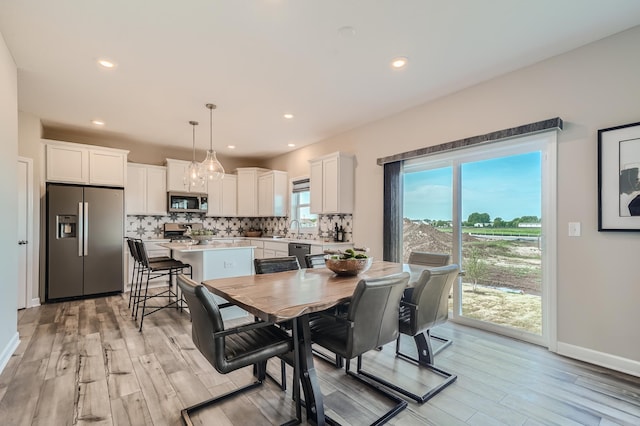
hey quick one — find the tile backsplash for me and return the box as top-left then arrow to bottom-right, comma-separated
126,213 -> 353,242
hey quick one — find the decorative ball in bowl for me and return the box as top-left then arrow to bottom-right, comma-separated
324,255 -> 373,276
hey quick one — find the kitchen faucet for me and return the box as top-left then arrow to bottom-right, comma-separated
289,219 -> 300,239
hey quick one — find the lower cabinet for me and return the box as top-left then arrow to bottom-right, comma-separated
250,240 -> 264,259
263,241 -> 289,258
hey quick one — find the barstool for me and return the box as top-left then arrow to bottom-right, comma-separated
133,239 -> 191,331
126,238 -> 171,314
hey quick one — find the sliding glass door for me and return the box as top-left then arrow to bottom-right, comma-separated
402,132 -> 556,345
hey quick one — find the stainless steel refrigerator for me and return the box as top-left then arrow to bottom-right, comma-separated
47,183 -> 124,300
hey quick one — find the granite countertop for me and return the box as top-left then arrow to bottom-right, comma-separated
251,237 -> 353,246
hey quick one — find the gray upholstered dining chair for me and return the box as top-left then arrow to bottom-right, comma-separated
254,256 -> 300,274
406,250 -> 453,352
407,251 -> 451,267
253,256 -> 300,390
304,253 -> 326,268
364,264 -> 459,403
309,272 -> 410,424
176,275 -> 296,425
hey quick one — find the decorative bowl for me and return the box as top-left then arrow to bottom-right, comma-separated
244,230 -> 262,237
324,255 -> 373,276
190,235 -> 214,245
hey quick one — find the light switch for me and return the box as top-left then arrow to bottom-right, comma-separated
568,222 -> 581,237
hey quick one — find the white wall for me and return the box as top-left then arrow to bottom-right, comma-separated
0,32 -> 20,370
266,26 -> 640,373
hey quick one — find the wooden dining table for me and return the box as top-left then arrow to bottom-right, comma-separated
201,260 -> 428,425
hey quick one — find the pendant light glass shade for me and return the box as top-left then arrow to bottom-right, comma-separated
184,120 -> 205,190
200,103 -> 225,181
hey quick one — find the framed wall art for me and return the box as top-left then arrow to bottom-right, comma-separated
598,121 -> 640,231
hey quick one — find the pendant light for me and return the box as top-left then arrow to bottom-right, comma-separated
184,120 -> 205,190
200,103 -> 225,181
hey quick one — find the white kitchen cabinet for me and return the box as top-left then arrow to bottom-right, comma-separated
309,152 -> 354,214
89,149 -> 127,186
207,174 -> 237,217
166,158 -> 207,193
45,140 -> 128,187
236,167 -> 268,216
126,163 -> 167,215
258,170 -> 288,217
263,240 -> 289,258
250,239 -> 264,259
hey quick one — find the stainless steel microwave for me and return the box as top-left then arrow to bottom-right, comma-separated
167,192 -> 208,213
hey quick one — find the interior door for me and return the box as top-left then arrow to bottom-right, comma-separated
17,159 -> 30,309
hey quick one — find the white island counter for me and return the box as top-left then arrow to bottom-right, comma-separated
160,241 -> 255,320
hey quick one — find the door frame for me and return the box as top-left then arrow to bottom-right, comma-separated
18,157 -> 36,309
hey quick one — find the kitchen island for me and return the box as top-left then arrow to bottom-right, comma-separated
160,241 -> 256,320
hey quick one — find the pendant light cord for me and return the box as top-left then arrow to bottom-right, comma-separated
189,120 -> 198,162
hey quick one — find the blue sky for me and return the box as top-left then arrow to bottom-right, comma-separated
403,152 -> 541,221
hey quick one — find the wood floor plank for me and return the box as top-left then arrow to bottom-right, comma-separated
110,391 -> 154,426
0,358 -> 48,426
77,333 -> 112,425
31,372 -> 77,426
104,338 -> 140,399
132,353 -> 183,426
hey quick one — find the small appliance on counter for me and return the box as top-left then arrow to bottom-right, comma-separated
163,222 -> 203,241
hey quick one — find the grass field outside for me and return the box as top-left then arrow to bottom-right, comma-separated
404,220 -> 543,334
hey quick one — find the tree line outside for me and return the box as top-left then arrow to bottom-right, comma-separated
411,212 -> 541,236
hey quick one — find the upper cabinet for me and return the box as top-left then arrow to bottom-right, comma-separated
237,168 -> 288,217
45,140 -> 128,187
309,152 -> 354,214
126,163 -> 167,215
207,174 -> 237,217
236,167 -> 268,217
258,170 -> 288,217
166,158 -> 207,193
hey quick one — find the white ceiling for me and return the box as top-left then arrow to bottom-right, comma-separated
2,1 -> 640,159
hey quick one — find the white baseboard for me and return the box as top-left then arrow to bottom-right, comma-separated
0,332 -> 20,374
556,341 -> 640,378
29,298 -> 40,308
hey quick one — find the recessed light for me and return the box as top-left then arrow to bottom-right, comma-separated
287,143 -> 296,147
391,57 -> 408,69
227,145 -> 236,149
91,119 -> 105,126
97,59 -> 116,69
283,113 -> 294,119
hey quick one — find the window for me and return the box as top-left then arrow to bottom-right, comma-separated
290,178 -> 318,230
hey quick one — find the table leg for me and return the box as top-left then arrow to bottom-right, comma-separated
296,314 -> 325,425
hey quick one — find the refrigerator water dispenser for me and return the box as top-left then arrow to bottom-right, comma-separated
56,215 -> 77,238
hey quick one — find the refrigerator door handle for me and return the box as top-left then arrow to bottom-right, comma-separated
78,202 -> 84,256
83,202 -> 89,256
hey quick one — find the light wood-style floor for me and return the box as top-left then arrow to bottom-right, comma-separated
1,293 -> 638,425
